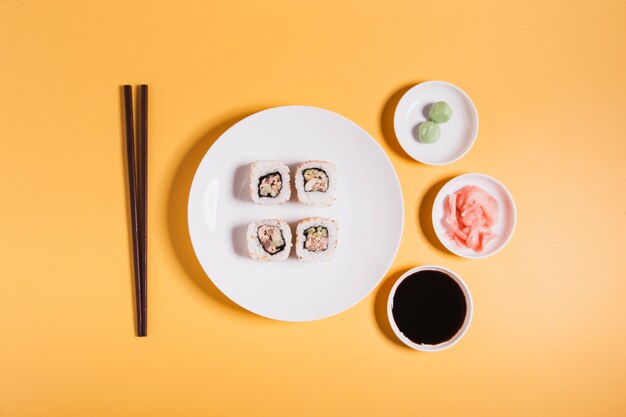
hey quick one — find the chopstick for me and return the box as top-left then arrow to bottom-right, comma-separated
123,84 -> 149,337
137,85 -> 148,337
123,85 -> 144,336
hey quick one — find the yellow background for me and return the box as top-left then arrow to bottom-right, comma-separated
1,0 -> 625,415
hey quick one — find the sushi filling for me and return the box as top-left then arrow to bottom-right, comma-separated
302,168 -> 329,193
303,226 -> 329,252
257,225 -> 286,255
258,172 -> 282,198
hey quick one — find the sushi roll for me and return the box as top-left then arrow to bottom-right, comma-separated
295,161 -> 336,207
247,219 -> 292,261
249,161 -> 291,205
295,217 -> 338,262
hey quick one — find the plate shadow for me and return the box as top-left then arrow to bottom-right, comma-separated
166,110 -> 263,317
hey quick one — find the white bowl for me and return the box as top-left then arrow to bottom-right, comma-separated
432,173 -> 517,259
393,81 -> 478,165
387,265 -> 473,352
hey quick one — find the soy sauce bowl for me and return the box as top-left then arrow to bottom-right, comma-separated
387,265 -> 473,352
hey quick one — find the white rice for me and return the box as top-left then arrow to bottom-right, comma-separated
294,160 -> 336,207
247,219 -> 292,261
249,161 -> 291,205
295,217 -> 338,262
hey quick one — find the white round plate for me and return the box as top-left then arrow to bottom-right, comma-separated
394,81 -> 478,165
188,106 -> 404,321
432,173 -> 516,259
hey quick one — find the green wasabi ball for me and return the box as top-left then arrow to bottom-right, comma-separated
429,101 -> 453,123
418,121 -> 440,144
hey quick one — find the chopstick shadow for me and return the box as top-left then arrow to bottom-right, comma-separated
418,176 -> 458,254
373,268 -> 411,348
119,85 -> 140,335
166,111 -> 262,318
380,82 -> 425,161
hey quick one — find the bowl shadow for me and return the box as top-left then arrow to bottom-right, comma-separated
418,175 -> 459,254
380,82 -> 426,161
373,268 -> 412,348
166,110 -> 263,318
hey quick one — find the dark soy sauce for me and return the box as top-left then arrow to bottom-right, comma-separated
392,270 -> 467,345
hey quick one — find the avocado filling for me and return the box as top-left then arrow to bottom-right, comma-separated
302,168 -> 329,193
258,172 -> 282,198
257,225 -> 286,255
304,226 -> 329,252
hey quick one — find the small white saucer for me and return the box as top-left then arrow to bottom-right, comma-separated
432,173 -> 517,259
393,81 -> 478,165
